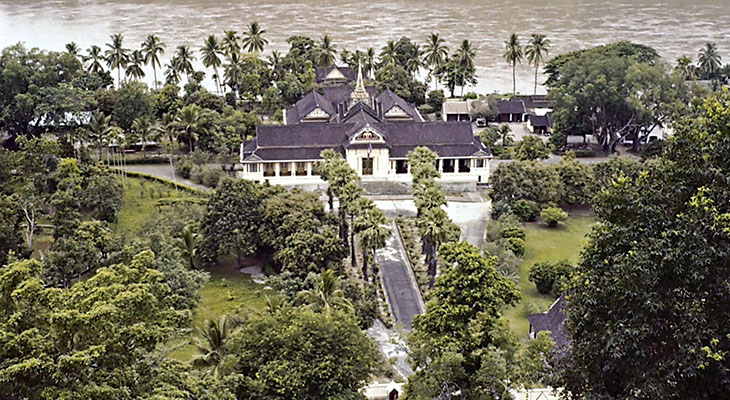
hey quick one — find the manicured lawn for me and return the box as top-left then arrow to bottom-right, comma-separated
503,215 -> 596,338
169,266 -> 270,362
114,176 -> 194,234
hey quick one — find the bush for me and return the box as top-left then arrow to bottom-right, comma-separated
418,104 -> 435,115
175,159 -> 194,179
574,149 -> 597,158
540,207 -> 568,227
500,226 -> 525,240
426,89 -> 445,111
528,260 -> 574,295
511,199 -> 540,222
462,92 -> 478,100
502,237 -> 526,256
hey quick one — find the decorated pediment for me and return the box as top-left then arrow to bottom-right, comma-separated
324,68 -> 347,81
351,127 -> 384,143
303,107 -> 330,120
384,105 -> 410,118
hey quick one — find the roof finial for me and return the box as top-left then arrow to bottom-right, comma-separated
350,60 -> 370,107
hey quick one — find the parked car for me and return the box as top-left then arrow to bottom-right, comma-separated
475,117 -> 487,127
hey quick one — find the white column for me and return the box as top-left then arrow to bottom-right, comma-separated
307,162 -> 312,176
275,162 -> 280,177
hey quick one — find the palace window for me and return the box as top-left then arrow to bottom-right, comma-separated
476,159 -> 485,168
263,163 -> 275,177
395,160 -> 408,174
248,163 -> 258,173
311,162 -> 321,176
458,159 -> 470,173
295,162 -> 307,176
362,158 -> 373,175
280,162 -> 292,176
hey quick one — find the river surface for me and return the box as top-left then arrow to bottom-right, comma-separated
1,0 -> 728,94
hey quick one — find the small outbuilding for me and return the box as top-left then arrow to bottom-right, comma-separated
527,295 -> 570,357
441,99 -> 473,122
495,98 -> 526,122
527,113 -> 553,135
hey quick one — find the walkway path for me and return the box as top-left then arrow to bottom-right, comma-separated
376,221 -> 425,331
119,164 -> 211,191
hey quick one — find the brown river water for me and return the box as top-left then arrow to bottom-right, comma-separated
1,0 -> 728,94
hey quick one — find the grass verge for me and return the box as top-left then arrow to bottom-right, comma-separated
502,215 -> 596,338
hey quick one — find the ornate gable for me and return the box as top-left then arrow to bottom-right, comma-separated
384,105 -> 412,120
303,107 -> 330,121
350,126 -> 384,144
324,67 -> 347,81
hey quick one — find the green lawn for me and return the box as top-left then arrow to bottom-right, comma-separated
114,176 -> 194,234
503,215 -> 596,338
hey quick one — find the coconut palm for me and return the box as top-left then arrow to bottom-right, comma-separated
340,48 -> 352,66
503,33 -> 523,95
423,33 -> 449,89
174,45 -> 196,81
242,21 -> 268,53
125,50 -> 145,81
164,60 -> 181,86
201,35 -> 224,94
525,34 -> 551,95
339,181 -> 366,266
405,44 -> 424,77
105,33 -> 130,88
317,35 -> 337,67
130,115 -> 158,158
698,42 -> 722,78
142,35 -> 165,90
296,269 -> 353,314
354,207 -> 391,283
675,56 -> 695,80
84,45 -> 106,74
267,50 -> 284,81
455,40 -> 476,96
365,47 -> 376,78
224,52 -> 245,97
417,207 -> 450,288
86,112 -> 113,161
222,30 -> 241,56
173,105 -> 206,151
174,224 -> 200,269
192,315 -> 230,377
65,42 -> 82,64
379,40 -> 398,67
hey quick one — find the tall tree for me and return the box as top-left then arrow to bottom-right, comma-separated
242,21 -> 268,53
379,40 -> 398,67
173,45 -> 196,81
192,315 -> 230,377
141,34 -> 165,90
454,39 -> 476,96
201,35 -> 224,94
698,41 -> 722,79
503,33 -> 523,95
222,29 -> 241,56
105,33 -> 130,88
86,112 -> 113,161
296,269 -> 354,314
365,47 -> 376,78
525,34 -> 551,95
130,115 -> 157,158
83,45 -> 105,74
317,35 -> 337,67
560,90 -> 730,400
417,207 -> 451,287
422,33 -> 449,90
172,104 -> 206,151
125,49 -> 146,81
354,207 -> 390,283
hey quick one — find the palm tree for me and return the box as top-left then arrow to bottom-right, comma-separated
675,56 -> 695,80
339,181 -> 366,266
365,47 -> 376,78
379,40 -> 398,67
83,45 -> 105,74
174,45 -> 196,81
503,33 -> 523,95
142,35 -> 165,90
496,124 -> 513,148
224,52 -> 245,97
105,34 -> 130,88
192,315 -> 230,377
164,60 -> 181,86
405,44 -> 424,77
455,40 -> 476,96
86,112 -> 113,161
698,42 -> 722,78
296,269 -> 353,314
173,104 -> 206,151
201,35 -> 224,94
130,116 -> 158,158
414,184 -> 446,213
125,50 -> 145,81
174,224 -> 200,269
222,30 -> 241,56
318,35 -> 337,67
423,33 -> 449,89
267,50 -> 284,81
65,42 -> 82,64
354,207 -> 391,283
525,34 -> 551,95
242,21 -> 268,53
417,207 -> 450,288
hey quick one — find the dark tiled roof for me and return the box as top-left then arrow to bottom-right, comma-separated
512,95 -> 554,110
376,88 -> 422,121
315,65 -> 357,84
496,99 -> 527,115
285,90 -> 336,125
528,113 -> 553,128
528,295 -> 570,357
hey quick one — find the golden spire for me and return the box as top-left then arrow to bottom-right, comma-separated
350,61 -> 370,107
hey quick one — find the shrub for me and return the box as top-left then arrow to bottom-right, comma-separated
511,199 -> 540,222
574,149 -> 597,158
528,260 -> 574,295
175,159 -> 194,179
502,237 -> 526,256
540,207 -> 568,227
426,89 -> 445,111
500,226 -> 525,240
418,104 -> 435,115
